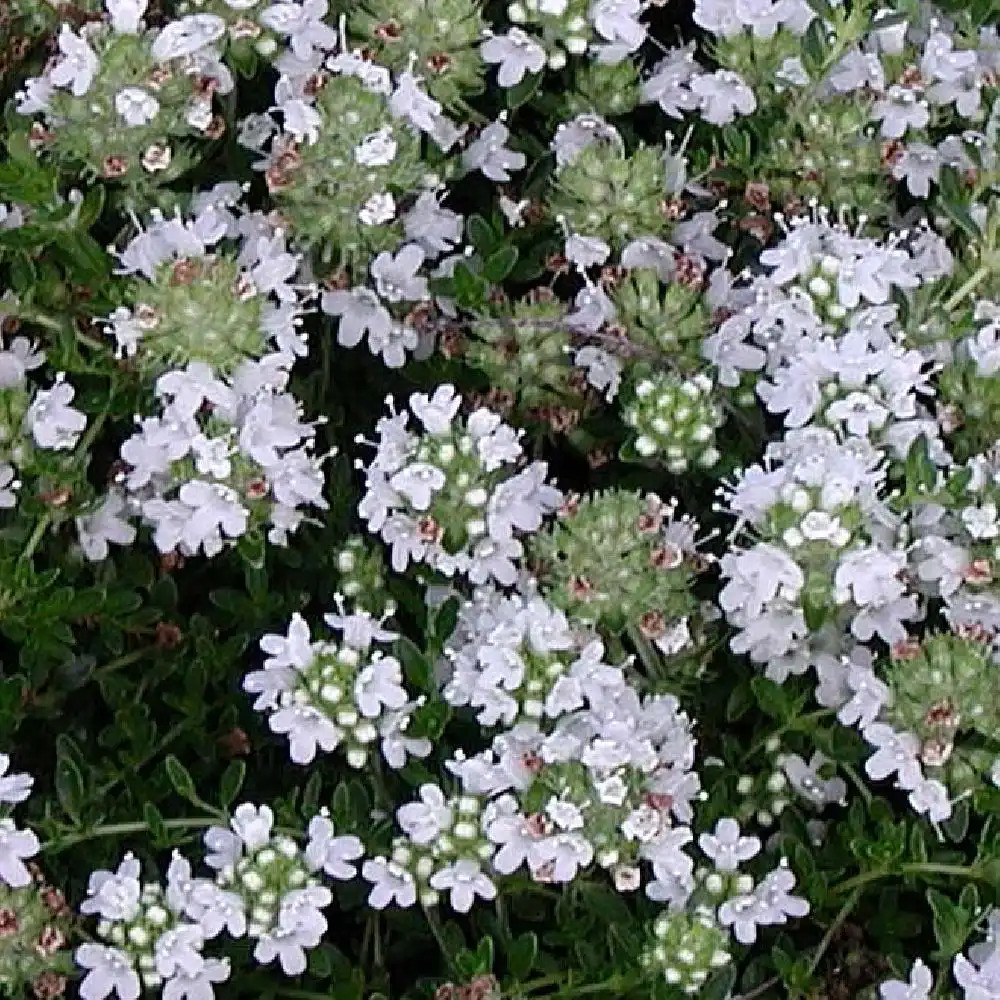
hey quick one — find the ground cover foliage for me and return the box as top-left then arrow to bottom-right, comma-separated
0,0 -> 999,999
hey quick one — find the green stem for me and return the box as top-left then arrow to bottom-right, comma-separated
746,709 -> 835,760
40,816 -> 219,853
19,407 -> 110,564
423,905 -> 457,973
93,647 -> 152,679
944,264 -> 991,313
807,888 -> 862,976
831,862 -> 984,896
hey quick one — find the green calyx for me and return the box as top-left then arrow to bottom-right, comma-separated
549,144 -> 669,249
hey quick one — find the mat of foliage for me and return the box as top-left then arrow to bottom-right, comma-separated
0,0 -> 998,999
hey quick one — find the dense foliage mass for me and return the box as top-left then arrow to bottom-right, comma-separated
0,0 -> 999,998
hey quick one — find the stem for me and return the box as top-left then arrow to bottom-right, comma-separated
92,647 -> 152,680
806,888 -> 862,976
423,905 -> 457,973
831,862 -> 984,896
732,976 -> 780,1000
19,407 -> 110,564
40,816 -> 220,853
943,265 -> 991,313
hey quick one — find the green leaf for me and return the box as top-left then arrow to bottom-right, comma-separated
483,246 -> 519,283
506,71 -> 543,109
507,932 -> 538,980
219,760 -> 246,808
396,637 -> 432,691
143,801 -> 169,845
927,887 -> 975,958
55,739 -> 86,825
467,214 -> 495,254
165,755 -> 200,806
750,677 -> 791,721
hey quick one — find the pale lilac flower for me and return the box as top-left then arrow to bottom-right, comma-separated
77,945 -> 140,1000
429,860 -> 496,912
463,121 -> 526,182
0,755 -> 32,804
698,818 -> 760,871
152,14 -> 226,60
0,820 -> 38,888
50,26 -> 98,96
482,29 -> 546,87
879,958 -> 933,1000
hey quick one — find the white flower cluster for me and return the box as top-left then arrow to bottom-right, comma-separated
244,604 -> 431,767
0,755 -> 39,892
16,0 -> 235,178
369,666 -> 700,905
880,910 -> 1000,1000
106,188 -> 312,370
440,588 -> 625,727
715,426 -> 971,821
0,332 -> 87,513
483,0 -> 649,82
703,212 -> 952,457
103,358 -> 326,559
76,804 -> 364,999
358,384 -> 562,584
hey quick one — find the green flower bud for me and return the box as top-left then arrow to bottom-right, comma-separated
349,0 -> 486,106
613,269 -> 709,365
565,60 -> 639,118
264,74 -> 426,277
549,143 -> 669,248
529,490 -> 706,669
465,291 -> 587,429
22,25 -> 224,191
643,911 -> 731,996
0,869 -> 73,998
886,632 -> 1000,752
622,370 -> 723,473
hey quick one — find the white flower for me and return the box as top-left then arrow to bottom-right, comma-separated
354,126 -> 398,167
50,26 -> 98,96
371,244 -> 428,302
25,379 -> 87,450
863,724 -> 922,790
429,860 -> 496,912
403,191 -> 462,256
410,384 -> 462,435
698,817 -> 760,871
891,143 -> 941,198
0,819 -> 38,888
719,544 -> 804,619
878,958 -> 934,1000
565,234 -> 610,268
872,86 -> 929,138
77,945 -> 140,1000
908,778 -> 952,822
107,0 -> 148,33
690,70 -> 756,125
162,957 -> 230,1000
77,491 -> 136,561
115,87 -> 160,126
0,755 -> 32,804
152,15 -> 226,60
80,854 -> 142,920
953,948 -> 1000,1000
397,784 -> 452,844
230,802 -> 274,852
482,29 -> 546,88
359,192 -> 397,227
463,121 -> 526,182
305,813 -> 364,879
362,857 -> 417,909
